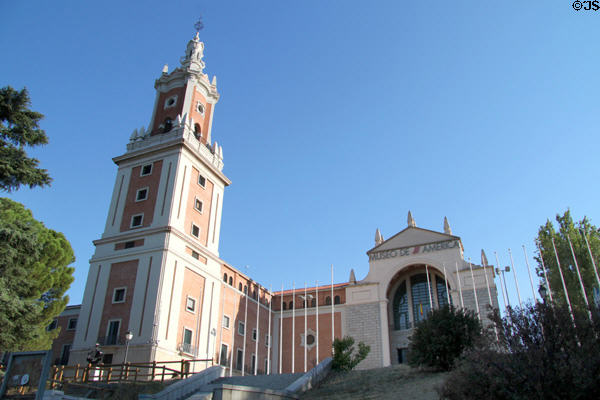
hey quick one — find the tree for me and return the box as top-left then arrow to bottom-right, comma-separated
408,306 -> 483,371
536,210 -> 600,310
0,198 -> 74,350
0,86 -> 52,192
440,302 -> 600,399
332,336 -> 370,371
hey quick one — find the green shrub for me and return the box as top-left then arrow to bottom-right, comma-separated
440,302 -> 600,399
408,305 -> 483,371
332,336 -> 370,371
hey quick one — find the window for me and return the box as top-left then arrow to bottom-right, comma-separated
163,117 -> 173,133
182,328 -> 193,354
436,276 -> 452,307
67,318 -> 77,330
265,334 -> 271,347
130,214 -> 143,228
411,274 -> 431,324
238,283 -> 242,291
113,287 -> 126,303
59,344 -> 71,365
219,344 -> 228,367
194,124 -> 201,140
334,295 -> 341,305
191,223 -> 200,238
197,102 -> 205,114
265,358 -> 269,374
186,296 -> 196,312
289,301 -> 293,309
191,250 -> 200,260
223,273 -> 228,283
141,164 -> 153,176
228,276 -> 233,286
124,241 -> 135,249
136,187 -> 148,201
47,319 -> 58,331
282,302 -> 287,310
252,328 -> 257,341
198,174 -> 206,188
164,95 -> 178,109
306,334 -> 315,345
194,198 -> 203,213
238,321 -> 245,335
250,354 -> 256,374
236,349 -> 243,371
222,315 -> 230,329
311,298 -> 316,307
325,296 -> 331,305
106,320 -> 120,345
393,281 -> 410,330
244,285 -> 248,294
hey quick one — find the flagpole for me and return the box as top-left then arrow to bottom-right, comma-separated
442,263 -> 450,305
481,251 -> 498,342
331,264 -> 335,354
522,245 -> 538,303
218,282 -> 226,367
494,252 -> 508,310
304,283 -> 308,372
315,280 -> 319,364
581,229 -> 600,291
229,284 -> 236,377
267,285 -> 272,375
292,282 -> 295,374
468,258 -> 481,320
254,284 -> 260,375
455,261 -> 464,308
425,265 -> 433,310
567,234 -> 592,321
536,243 -> 554,302
279,283 -> 283,374
508,248 -> 523,308
551,238 -> 575,323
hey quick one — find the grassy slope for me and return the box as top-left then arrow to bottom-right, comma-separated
300,365 -> 448,400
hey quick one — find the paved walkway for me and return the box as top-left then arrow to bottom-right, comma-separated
213,373 -> 303,391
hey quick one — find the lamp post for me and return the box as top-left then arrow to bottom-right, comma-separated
124,331 -> 133,364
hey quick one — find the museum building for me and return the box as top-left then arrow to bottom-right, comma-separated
49,34 -> 498,374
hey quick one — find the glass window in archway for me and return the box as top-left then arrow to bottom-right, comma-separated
411,274 -> 431,324
393,281 -> 410,330
436,276 -> 452,307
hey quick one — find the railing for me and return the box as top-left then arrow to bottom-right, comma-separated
178,343 -> 197,356
48,358 -> 214,389
97,335 -> 125,346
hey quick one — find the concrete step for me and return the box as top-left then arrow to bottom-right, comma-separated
186,391 -> 212,400
213,373 -> 303,391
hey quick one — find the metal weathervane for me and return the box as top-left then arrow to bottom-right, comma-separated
194,17 -> 204,33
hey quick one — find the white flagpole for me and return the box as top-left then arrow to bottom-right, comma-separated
468,258 -> 481,320
551,238 -> 575,323
267,286 -> 272,375
581,230 -> 600,291
481,251 -> 498,341
292,282 -> 295,374
425,265 -> 433,310
242,284 -> 248,376
218,282 -> 226,367
331,264 -> 335,354
279,283 -> 283,374
442,263 -> 450,305
304,283 -> 308,372
254,285 -> 260,375
229,285 -> 236,377
494,252 -> 509,310
455,261 -> 464,308
522,245 -> 538,303
315,280 -> 319,364
536,243 -> 554,302
567,234 -> 592,320
508,248 -> 523,308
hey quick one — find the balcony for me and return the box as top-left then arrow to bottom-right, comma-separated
98,335 -> 125,346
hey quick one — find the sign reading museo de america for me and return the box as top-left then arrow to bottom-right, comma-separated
369,239 -> 460,261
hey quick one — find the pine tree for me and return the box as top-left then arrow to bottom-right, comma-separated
0,198 -> 74,350
0,86 -> 51,192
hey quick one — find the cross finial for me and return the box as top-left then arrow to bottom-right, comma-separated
194,17 -> 204,33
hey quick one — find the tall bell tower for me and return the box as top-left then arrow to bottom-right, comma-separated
71,32 -> 231,366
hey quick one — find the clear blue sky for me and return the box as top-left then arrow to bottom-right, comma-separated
1,1 -> 599,308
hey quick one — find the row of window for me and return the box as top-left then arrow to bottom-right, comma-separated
47,318 -> 78,331
281,295 -> 341,310
220,344 -> 269,375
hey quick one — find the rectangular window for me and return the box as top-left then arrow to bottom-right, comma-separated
220,344 -> 228,367
191,223 -> 200,238
131,214 -> 144,228
198,174 -> 206,188
251,354 -> 256,374
136,187 -> 148,201
222,315 -> 230,329
264,358 -> 269,375
181,328 -> 193,354
191,250 -> 200,260
47,319 -> 58,331
186,296 -> 196,313
60,344 -> 71,365
194,198 -> 203,213
265,334 -> 271,347
67,318 -> 77,330
113,287 -> 126,303
106,320 -> 120,345
252,328 -> 257,341
141,164 -> 153,176
236,349 -> 243,371
124,241 -> 135,249
238,321 -> 245,335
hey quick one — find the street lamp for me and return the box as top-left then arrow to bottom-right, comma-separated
124,330 -> 133,364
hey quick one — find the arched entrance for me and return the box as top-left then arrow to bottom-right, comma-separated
386,264 -> 452,364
